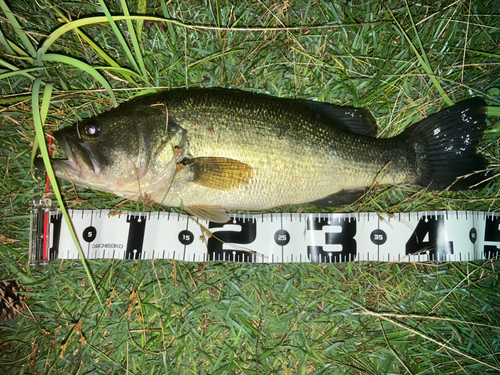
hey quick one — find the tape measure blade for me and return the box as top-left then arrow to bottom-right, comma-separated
44,209 -> 497,263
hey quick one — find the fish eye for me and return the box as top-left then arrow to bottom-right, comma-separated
84,123 -> 101,136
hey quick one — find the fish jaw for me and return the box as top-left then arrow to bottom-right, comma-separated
50,154 -> 179,202
50,132 -> 103,184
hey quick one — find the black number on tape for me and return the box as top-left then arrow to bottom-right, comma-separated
274,229 -> 290,246
370,229 -> 387,245
207,218 -> 257,262
405,215 -> 453,260
125,215 -> 146,260
484,216 -> 500,259
50,213 -> 62,260
83,226 -> 97,243
178,230 -> 194,245
307,217 -> 357,263
469,228 -> 477,244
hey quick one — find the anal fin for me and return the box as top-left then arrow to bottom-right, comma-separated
306,189 -> 366,207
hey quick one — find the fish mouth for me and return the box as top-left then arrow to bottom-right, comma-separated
37,132 -> 103,181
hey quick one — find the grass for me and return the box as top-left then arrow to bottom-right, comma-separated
1,0 -> 500,373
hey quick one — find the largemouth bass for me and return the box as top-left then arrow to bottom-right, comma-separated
40,89 -> 488,222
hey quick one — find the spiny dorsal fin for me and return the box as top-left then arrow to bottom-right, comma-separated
184,157 -> 253,190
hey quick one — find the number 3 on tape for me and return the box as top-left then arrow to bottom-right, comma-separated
306,216 -> 356,263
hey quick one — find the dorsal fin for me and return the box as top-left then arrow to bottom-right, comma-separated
298,99 -> 378,137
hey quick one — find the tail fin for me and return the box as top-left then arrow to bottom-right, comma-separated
403,98 -> 489,190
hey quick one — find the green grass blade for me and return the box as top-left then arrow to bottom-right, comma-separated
0,27 -> 16,57
4,39 -> 34,64
188,49 -> 246,71
160,0 -> 170,18
403,0 -> 433,74
464,49 -> 500,59
38,15 -> 346,57
39,16 -> 172,56
43,0 -> 139,86
119,0 -> 150,84
388,6 -> 453,106
31,77 -> 104,309
289,46 -> 347,78
0,94 -> 31,106
0,60 -> 39,80
96,0 -> 139,73
136,0 -> 147,45
0,0 -> 37,59
41,53 -> 118,107
95,66 -> 146,80
39,85 -> 51,124
487,105 -> 500,117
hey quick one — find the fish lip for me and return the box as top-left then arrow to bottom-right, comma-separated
52,132 -> 103,176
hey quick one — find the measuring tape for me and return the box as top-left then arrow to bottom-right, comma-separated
29,199 -> 500,265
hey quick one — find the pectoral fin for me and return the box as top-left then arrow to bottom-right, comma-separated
186,204 -> 231,223
184,157 -> 253,190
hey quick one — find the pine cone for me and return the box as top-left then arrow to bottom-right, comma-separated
0,280 -> 31,320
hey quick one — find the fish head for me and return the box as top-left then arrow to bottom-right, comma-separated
44,101 -> 187,200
